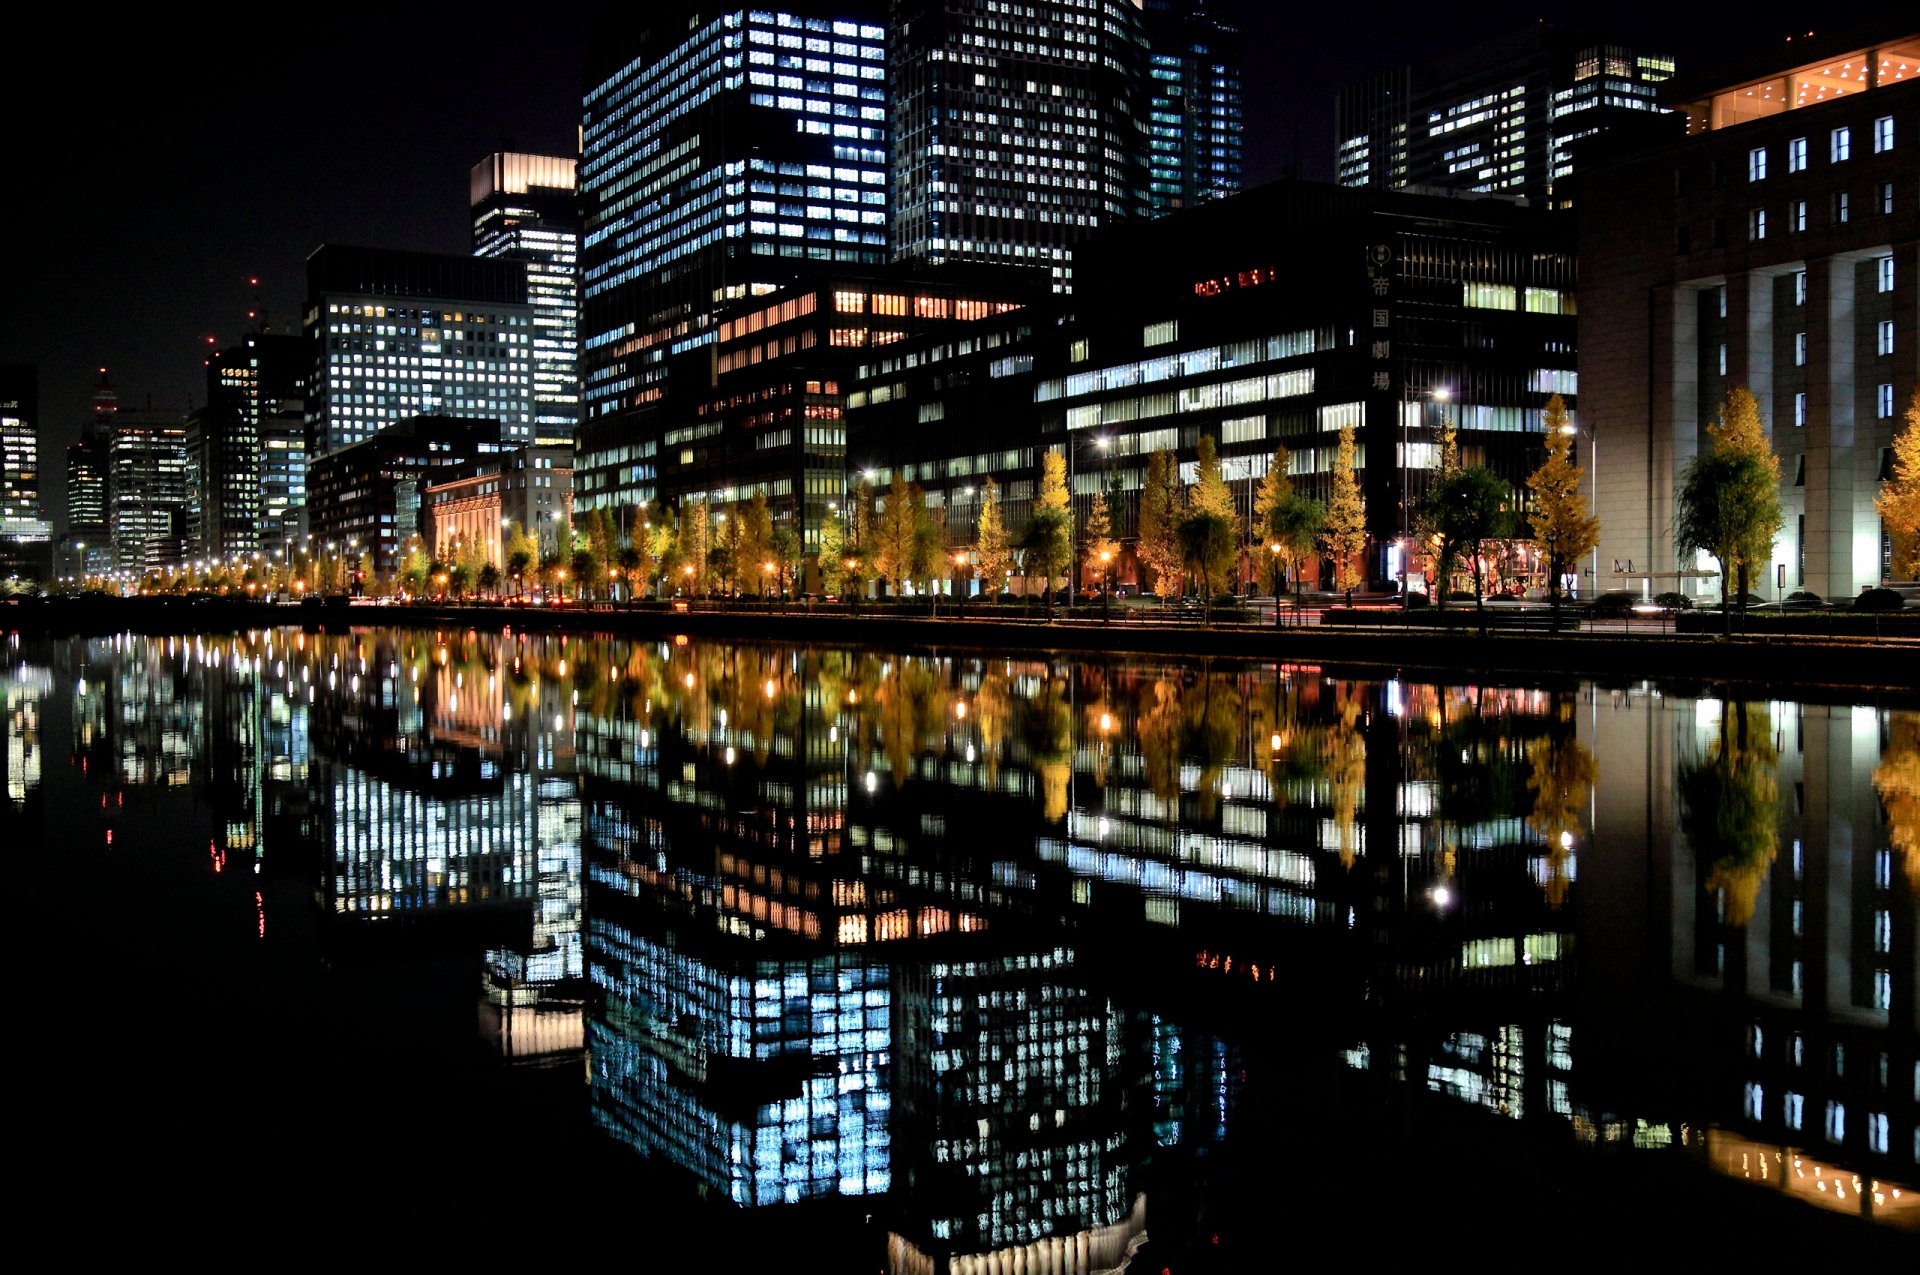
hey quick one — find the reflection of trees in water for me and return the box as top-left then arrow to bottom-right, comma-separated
1525,703 -> 1596,910
1875,712 -> 1920,892
1178,667 -> 1245,822
1020,671 -> 1073,822
1680,701 -> 1780,926
1322,684 -> 1366,871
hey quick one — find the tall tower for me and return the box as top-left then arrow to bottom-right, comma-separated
1142,0 -> 1243,216
578,2 -> 889,518
64,371 -> 115,574
888,0 -> 1149,291
579,4 -> 889,433
195,333 -> 309,560
0,365 -> 37,524
1335,26 -> 1676,205
471,153 -> 580,447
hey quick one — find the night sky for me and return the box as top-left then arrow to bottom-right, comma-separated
2,2 -> 1755,532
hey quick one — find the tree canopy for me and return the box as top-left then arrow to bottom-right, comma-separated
1320,425 -> 1368,599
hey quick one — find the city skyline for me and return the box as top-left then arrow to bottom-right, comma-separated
1,3 -> 1745,536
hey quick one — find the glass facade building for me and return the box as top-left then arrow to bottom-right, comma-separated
1,365 -> 37,525
107,410 -> 190,573
889,0 -> 1148,291
303,244 -> 534,461
1142,0 -> 1242,216
471,153 -> 580,447
579,0 -> 889,482
1336,26 -> 1676,205
191,334 -> 308,561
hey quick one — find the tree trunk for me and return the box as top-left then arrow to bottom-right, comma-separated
1721,560 -> 1732,637
1472,544 -> 1487,638
1737,562 -> 1749,636
1549,553 -> 1562,634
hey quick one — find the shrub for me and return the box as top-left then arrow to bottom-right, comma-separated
1653,591 -> 1694,610
1854,586 -> 1904,612
1405,591 -> 1432,609
1591,590 -> 1637,617
1446,589 -> 1477,602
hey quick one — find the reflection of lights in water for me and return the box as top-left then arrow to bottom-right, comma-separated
1432,886 -> 1452,907
725,747 -> 735,765
864,771 -> 877,793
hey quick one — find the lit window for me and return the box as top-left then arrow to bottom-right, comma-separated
1748,146 -> 1767,180
1879,383 -> 1895,418
833,290 -> 866,314
1795,332 -> 1807,367
1791,200 -> 1807,232
1879,320 -> 1896,356
1787,136 -> 1807,172
1749,208 -> 1767,240
1872,115 -> 1893,153
1825,1101 -> 1844,1143
1794,392 -> 1806,427
1831,127 -> 1850,162
1833,191 -> 1849,223
1878,256 -> 1895,292
1718,344 -> 1728,376
1880,181 -> 1894,215
1143,319 -> 1177,346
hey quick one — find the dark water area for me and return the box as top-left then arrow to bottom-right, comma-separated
5,627 -> 1915,1260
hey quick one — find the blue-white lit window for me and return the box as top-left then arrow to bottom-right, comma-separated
1873,115 -> 1893,152
1787,136 -> 1807,171
1831,127 -> 1851,162
1879,256 -> 1895,292
1880,320 -> 1896,356
1880,383 -> 1895,418
1748,147 -> 1767,180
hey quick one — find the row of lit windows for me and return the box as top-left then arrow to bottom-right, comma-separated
1749,184 -> 1896,238
1750,118 -> 1895,179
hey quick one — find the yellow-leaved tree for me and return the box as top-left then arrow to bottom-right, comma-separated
1876,390 -> 1920,579
1319,424 -> 1368,603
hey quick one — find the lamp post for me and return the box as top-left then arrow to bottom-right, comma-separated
1402,385 -> 1451,609
952,551 -> 968,618
1065,433 -> 1109,593
1559,421 -> 1599,598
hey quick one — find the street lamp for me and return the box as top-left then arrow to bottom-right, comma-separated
1559,421 -> 1599,598
1099,549 -> 1113,623
1402,385 -> 1451,609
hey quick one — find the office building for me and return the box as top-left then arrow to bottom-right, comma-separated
471,153 -> 581,446
304,244 -> 533,460
849,180 -> 1577,593
422,444 -> 574,568
579,0 -> 890,488
1336,26 -> 1676,205
1142,0 -> 1243,216
107,406 -> 189,573
889,0 -> 1149,289
190,333 -> 308,562
305,414 -> 503,578
62,372 -> 116,577
1579,28 -> 1918,600
1,365 -> 37,525
574,270 -> 1031,554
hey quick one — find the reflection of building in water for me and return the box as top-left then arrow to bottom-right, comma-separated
1658,699 -> 1917,1185
4,656 -> 52,811
576,639 -> 1155,1260
889,947 -> 1138,1265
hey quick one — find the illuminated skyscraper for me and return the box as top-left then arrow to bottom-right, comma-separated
62,373 -> 115,576
108,408 -> 189,572
303,244 -> 534,460
889,0 -> 1149,291
1142,0 -> 1242,216
471,153 -> 580,446
191,333 -> 308,560
1,365 -> 37,524
578,1 -> 889,475
1335,26 -> 1676,205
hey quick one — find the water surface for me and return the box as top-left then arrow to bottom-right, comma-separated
6,627 -> 1915,1259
